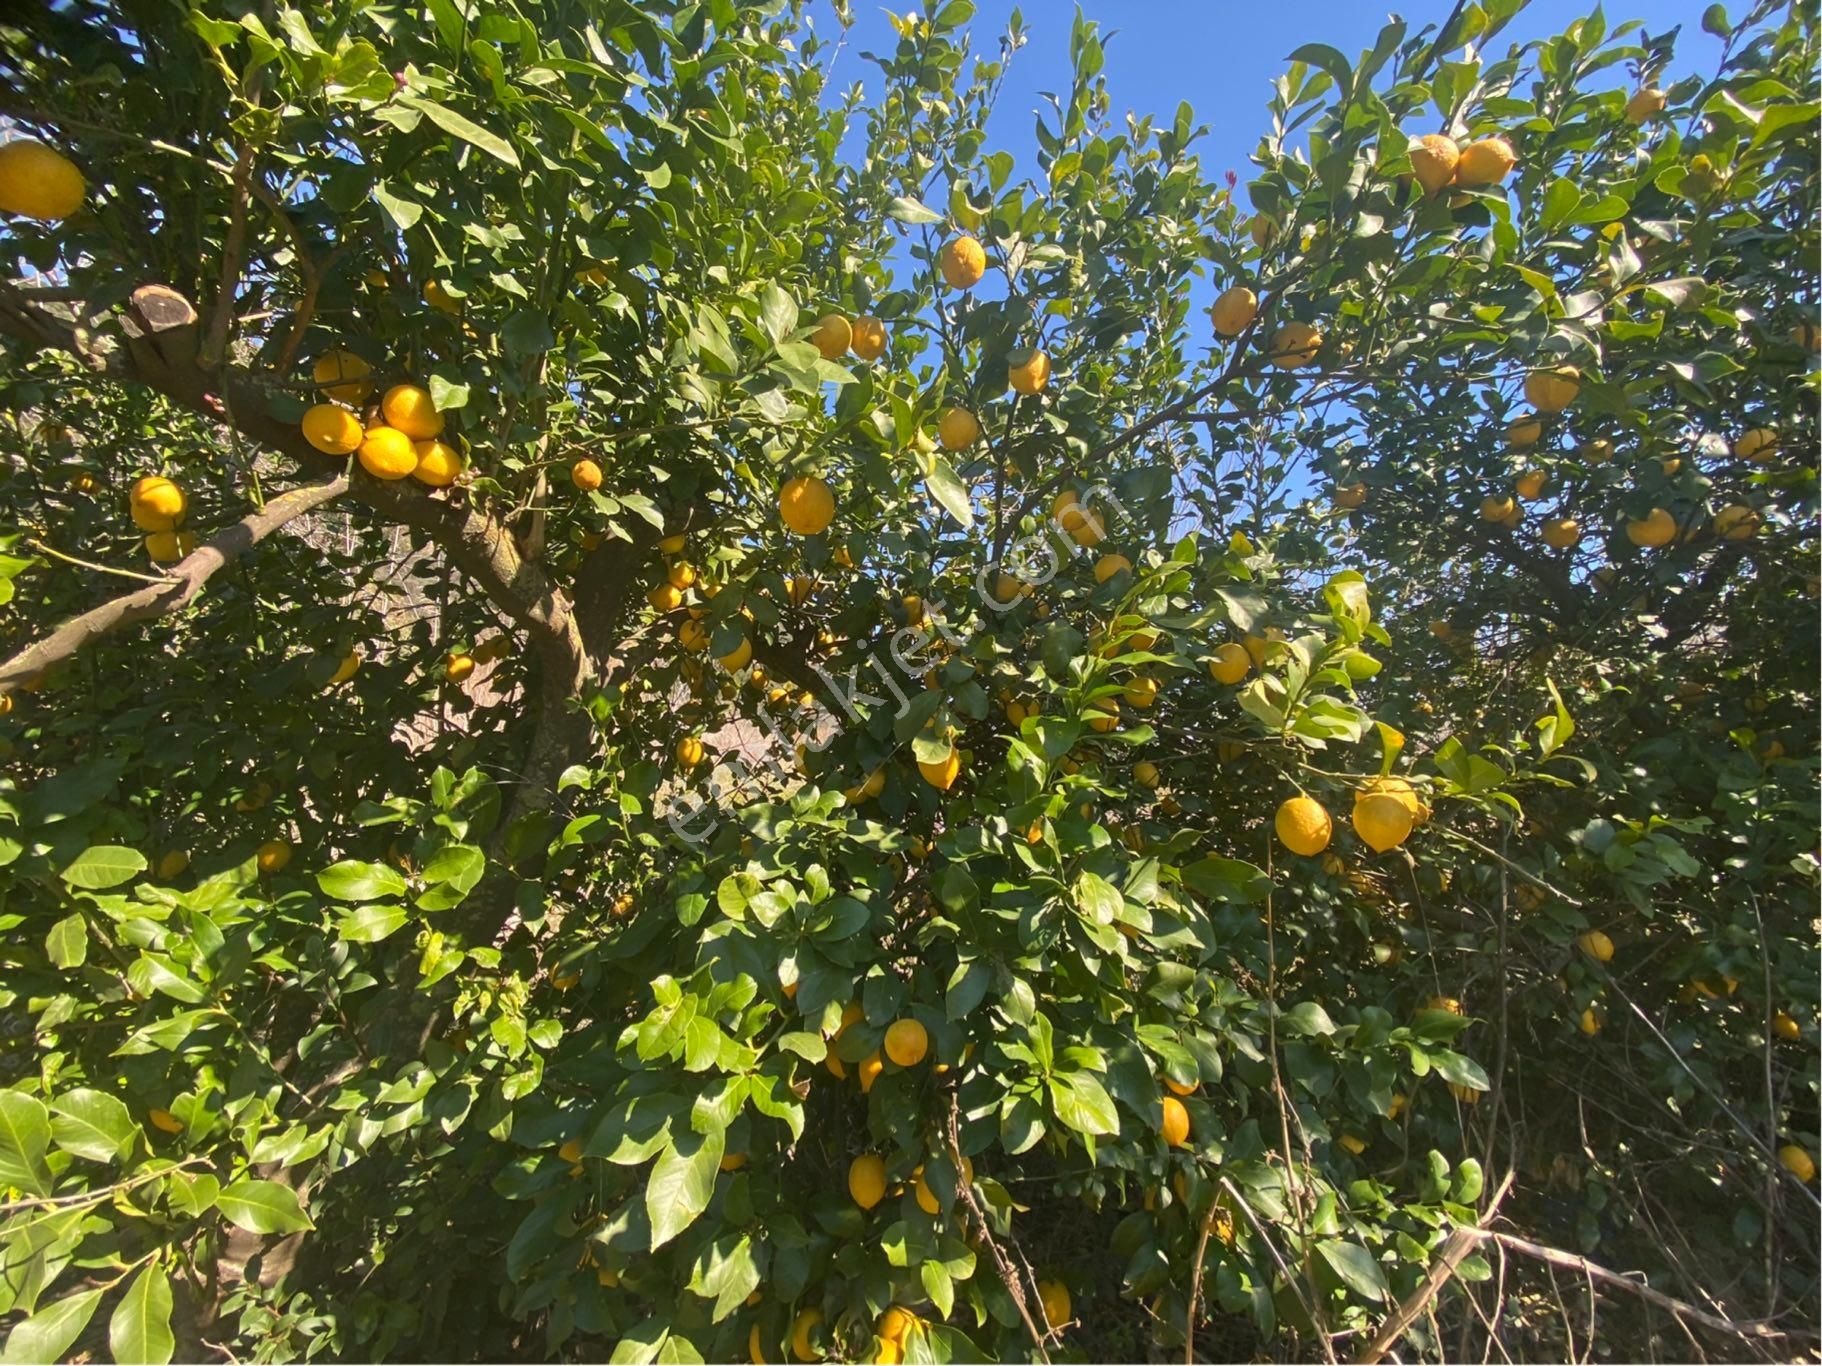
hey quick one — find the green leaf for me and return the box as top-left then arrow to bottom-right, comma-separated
1429,1050 -> 1489,1090
335,903 -> 409,944
1071,870 -> 1122,925
428,374 -> 470,411
316,860 -> 406,902
920,1259 -> 955,1318
109,1265 -> 174,1366
1047,1072 -> 1119,1137
646,1130 -> 723,1249
887,195 -> 943,224
403,95 -> 520,166
418,844 -> 485,909
1316,1239 -> 1387,1302
1280,1002 -> 1336,1037
923,456 -> 974,528
50,1088 -> 135,1163
373,180 -> 423,229
1287,42 -> 1352,96
685,1233 -> 761,1323
216,1178 -> 314,1234
0,1091 -> 53,1196
44,913 -> 86,969
758,284 -> 798,344
59,845 -> 146,890
2,1288 -> 104,1365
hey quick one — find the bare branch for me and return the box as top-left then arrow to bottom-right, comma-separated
1464,1228 -> 1796,1344
0,472 -> 350,690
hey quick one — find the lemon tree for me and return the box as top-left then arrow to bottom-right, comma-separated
0,2 -> 1815,1363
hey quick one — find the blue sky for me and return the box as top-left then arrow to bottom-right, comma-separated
824,1 -> 1721,200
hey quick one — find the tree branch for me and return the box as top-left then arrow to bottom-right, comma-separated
1464,1227 -> 1796,1343
0,282 -> 599,898
0,472 -> 350,690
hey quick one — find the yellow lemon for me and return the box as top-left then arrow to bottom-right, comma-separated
1093,553 -> 1131,583
718,637 -> 753,672
1134,760 -> 1161,788
145,530 -> 196,563
1160,1096 -> 1190,1147
358,425 -> 417,480
1351,791 -> 1413,853
648,583 -> 683,612
877,1307 -> 916,1346
1058,503 -> 1105,547
939,235 -> 986,289
1455,136 -> 1517,186
938,406 -> 980,449
148,1107 -> 184,1134
811,313 -> 853,360
1334,481 -> 1366,509
1524,365 -> 1580,414
1036,1280 -> 1072,1332
1210,285 -> 1258,336
1275,796 -> 1332,856
1714,505 -> 1761,540
327,650 -> 361,686
572,458 -> 604,491
857,1051 -> 884,1092
849,1153 -> 887,1209
1267,320 -> 1322,368
1625,87 -> 1667,123
850,316 -> 887,361
1208,643 -> 1250,685
791,1308 -> 824,1362
1778,1145 -> 1816,1184
1481,494 -> 1517,523
423,279 -> 461,314
1625,508 -> 1676,548
676,736 -> 705,769
155,850 -> 190,880
1505,413 -> 1543,448
1732,427 -> 1779,461
884,1019 -> 928,1067
129,475 -> 186,531
1409,133 -> 1460,195
312,350 -> 374,404
658,532 -> 687,554
779,476 -> 835,535
302,403 -> 364,455
411,439 -> 463,487
1576,930 -> 1614,963
917,749 -> 961,791
1123,676 -> 1158,708
1541,516 -> 1579,549
445,653 -> 475,683
0,140 -> 85,219
380,383 -> 444,440
256,838 -> 291,875
1008,347 -> 1051,395
1514,469 -> 1547,501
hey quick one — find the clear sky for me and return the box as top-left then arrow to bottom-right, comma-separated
823,1 -> 1723,201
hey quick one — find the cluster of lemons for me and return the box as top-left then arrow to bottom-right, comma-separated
301,352 -> 462,486
1452,365 -> 1777,552
129,474 -> 194,563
